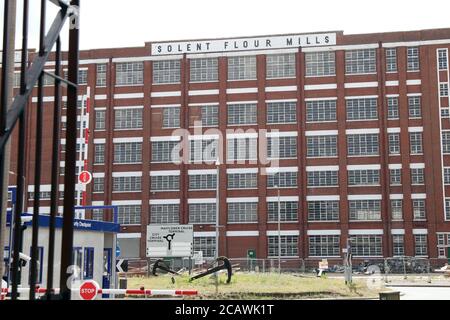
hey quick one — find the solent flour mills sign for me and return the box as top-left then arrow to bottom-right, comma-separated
151,32 -> 337,55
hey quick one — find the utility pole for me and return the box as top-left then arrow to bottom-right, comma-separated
0,0 -> 17,284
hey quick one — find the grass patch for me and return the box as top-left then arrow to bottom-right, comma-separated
125,272 -> 382,299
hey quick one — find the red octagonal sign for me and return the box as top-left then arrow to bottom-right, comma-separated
78,171 -> 92,185
79,280 -> 99,300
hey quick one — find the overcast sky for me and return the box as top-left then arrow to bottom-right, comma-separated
2,0 -> 450,50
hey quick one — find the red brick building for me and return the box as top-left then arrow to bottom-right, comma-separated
8,28 -> 450,264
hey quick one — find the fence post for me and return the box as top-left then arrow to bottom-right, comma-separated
262,259 -> 265,273
403,256 -> 407,280
384,259 -> 388,283
427,259 -> 431,283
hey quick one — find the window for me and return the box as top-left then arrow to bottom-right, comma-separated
151,141 -> 180,163
385,48 -> 397,72
445,168 -> 450,185
94,144 -> 105,164
309,235 -> 340,257
115,108 -> 143,129
72,248 -> 82,279
116,62 -> 143,86
266,101 -> 297,124
413,199 -> 426,220
153,60 -> 181,84
227,137 -> 257,161
414,234 -> 428,256
438,49 -> 448,70
200,105 -> 218,127
411,168 -> 425,185
194,237 -> 216,258
409,132 -> 423,154
162,107 -> 180,128
267,136 -> 297,159
407,47 -> 420,71
307,170 -> 338,187
347,133 -> 379,156
150,204 -> 179,224
113,176 -> 141,192
227,103 -> 257,125
306,135 -> 337,157
307,201 -> 339,221
83,247 -> 94,280
388,133 -> 400,155
228,56 -> 256,80
350,235 -> 382,257
408,96 -> 421,118
445,198 -> 450,220
189,203 -> 216,224
305,51 -> 335,76
346,98 -> 378,120
349,200 -> 381,221
306,100 -> 337,122
390,168 -> 402,185
392,235 -> 404,256
190,58 -> 218,82
267,201 -> 298,222
95,110 -> 106,130
268,236 -> 298,257
93,177 -> 104,193
443,132 -> 450,154
266,54 -> 295,78
189,174 -> 217,190
92,209 -> 104,221
348,169 -> 380,186
440,83 -> 449,97
345,49 -> 376,74
151,175 -> 180,191
442,108 -> 450,118
114,142 -> 142,163
267,171 -> 298,188
391,199 -> 403,220
227,202 -> 258,222
190,139 -> 218,163
96,64 -> 107,87
28,191 -> 52,200
227,173 -> 257,189
77,69 -> 88,85
387,97 -> 399,119
118,205 -> 141,225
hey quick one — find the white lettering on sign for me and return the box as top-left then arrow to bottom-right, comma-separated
151,33 -> 337,55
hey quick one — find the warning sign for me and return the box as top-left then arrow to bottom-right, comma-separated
146,225 -> 193,258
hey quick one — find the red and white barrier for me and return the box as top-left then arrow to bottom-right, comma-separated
1,286 -> 198,299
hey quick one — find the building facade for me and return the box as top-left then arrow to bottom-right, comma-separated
7,28 -> 450,264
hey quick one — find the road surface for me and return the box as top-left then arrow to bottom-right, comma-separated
389,286 -> 450,300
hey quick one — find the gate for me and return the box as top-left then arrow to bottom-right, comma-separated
0,0 -> 81,300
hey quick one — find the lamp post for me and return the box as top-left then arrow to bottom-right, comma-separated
214,159 -> 220,293
274,184 -> 281,274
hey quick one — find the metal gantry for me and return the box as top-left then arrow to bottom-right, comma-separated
0,0 -> 81,300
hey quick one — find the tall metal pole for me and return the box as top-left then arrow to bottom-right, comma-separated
214,159 -> 220,292
60,0 -> 80,300
0,0 -> 17,287
277,187 -> 281,274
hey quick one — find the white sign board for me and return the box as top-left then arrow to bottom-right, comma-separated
151,33 -> 336,55
193,251 -> 204,265
146,224 -> 193,258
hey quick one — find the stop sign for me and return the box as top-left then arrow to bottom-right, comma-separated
79,280 -> 99,300
78,171 -> 92,185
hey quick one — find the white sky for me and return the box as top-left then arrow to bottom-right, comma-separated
2,0 -> 450,50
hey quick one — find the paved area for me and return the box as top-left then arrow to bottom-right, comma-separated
388,286 -> 450,300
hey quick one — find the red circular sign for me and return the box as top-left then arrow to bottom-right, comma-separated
78,171 -> 92,185
79,280 -> 98,300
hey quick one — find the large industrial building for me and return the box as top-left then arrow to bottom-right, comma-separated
7,28 -> 450,265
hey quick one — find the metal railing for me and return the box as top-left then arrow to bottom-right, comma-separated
0,0 -> 80,300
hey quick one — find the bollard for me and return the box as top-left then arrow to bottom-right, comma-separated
379,291 -> 400,300
116,278 -> 127,299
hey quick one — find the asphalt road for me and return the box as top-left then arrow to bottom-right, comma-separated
389,286 -> 450,300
